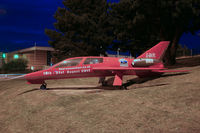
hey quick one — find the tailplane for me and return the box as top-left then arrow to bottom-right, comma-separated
137,41 -> 170,60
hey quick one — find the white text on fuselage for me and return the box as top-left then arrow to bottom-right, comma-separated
146,53 -> 156,58
43,66 -> 91,76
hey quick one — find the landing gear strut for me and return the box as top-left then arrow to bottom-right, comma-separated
40,83 -> 47,90
99,77 -> 107,86
120,85 -> 128,90
115,85 -> 128,90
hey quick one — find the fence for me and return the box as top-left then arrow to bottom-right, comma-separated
176,48 -> 200,57
0,74 -> 25,79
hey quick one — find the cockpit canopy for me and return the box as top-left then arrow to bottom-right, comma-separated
55,58 -> 83,68
54,57 -> 103,68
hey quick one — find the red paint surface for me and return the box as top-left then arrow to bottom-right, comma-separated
24,41 -> 188,86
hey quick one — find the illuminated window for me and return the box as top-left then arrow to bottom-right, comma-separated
55,58 -> 83,68
14,54 -> 19,59
84,58 -> 103,65
2,53 -> 6,59
31,66 -> 34,70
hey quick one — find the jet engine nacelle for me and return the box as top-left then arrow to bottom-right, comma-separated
132,58 -> 160,67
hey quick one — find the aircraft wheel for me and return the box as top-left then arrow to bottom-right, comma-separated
102,81 -> 108,86
121,86 -> 128,90
40,83 -> 47,90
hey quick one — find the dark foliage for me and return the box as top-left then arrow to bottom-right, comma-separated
176,44 -> 191,57
2,59 -> 28,72
110,0 -> 200,64
46,0 -> 200,64
46,0 -> 113,60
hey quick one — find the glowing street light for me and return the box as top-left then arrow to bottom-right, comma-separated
2,53 -> 6,59
14,54 -> 19,59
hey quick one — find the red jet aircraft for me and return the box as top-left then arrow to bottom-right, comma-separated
25,41 -> 188,89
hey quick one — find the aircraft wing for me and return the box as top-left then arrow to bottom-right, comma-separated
93,67 -> 166,86
93,67 -> 189,73
154,70 -> 190,73
93,67 -> 189,86
93,67 -> 166,71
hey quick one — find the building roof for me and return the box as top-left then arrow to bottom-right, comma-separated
106,50 -> 131,56
14,46 -> 55,53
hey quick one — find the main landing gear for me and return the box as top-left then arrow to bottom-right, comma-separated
115,85 -> 128,90
119,85 -> 128,90
99,77 -> 108,86
40,83 -> 47,90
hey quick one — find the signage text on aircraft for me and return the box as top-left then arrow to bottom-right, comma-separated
43,66 -> 91,76
146,53 -> 156,58
119,59 -> 128,67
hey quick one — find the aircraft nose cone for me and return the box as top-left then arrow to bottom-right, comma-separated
24,73 -> 32,80
25,71 -> 45,84
25,71 -> 43,80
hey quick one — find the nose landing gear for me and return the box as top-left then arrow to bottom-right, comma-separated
40,83 -> 47,90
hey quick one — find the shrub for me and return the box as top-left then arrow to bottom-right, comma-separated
2,59 -> 28,72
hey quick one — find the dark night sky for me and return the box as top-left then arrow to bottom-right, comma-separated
0,0 -> 199,52
0,0 -> 63,52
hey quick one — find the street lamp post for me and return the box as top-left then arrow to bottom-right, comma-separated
117,48 -> 120,57
33,42 -> 36,71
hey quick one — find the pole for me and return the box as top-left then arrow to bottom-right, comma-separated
34,42 -> 36,70
117,48 -> 120,57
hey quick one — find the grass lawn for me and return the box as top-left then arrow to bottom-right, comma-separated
0,56 -> 200,133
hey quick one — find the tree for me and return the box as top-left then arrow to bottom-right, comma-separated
176,44 -> 191,57
109,0 -> 158,56
110,0 -> 200,64
46,0 -> 113,60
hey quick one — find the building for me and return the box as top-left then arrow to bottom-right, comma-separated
5,46 -> 56,70
106,50 -> 134,58
0,52 -> 6,68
